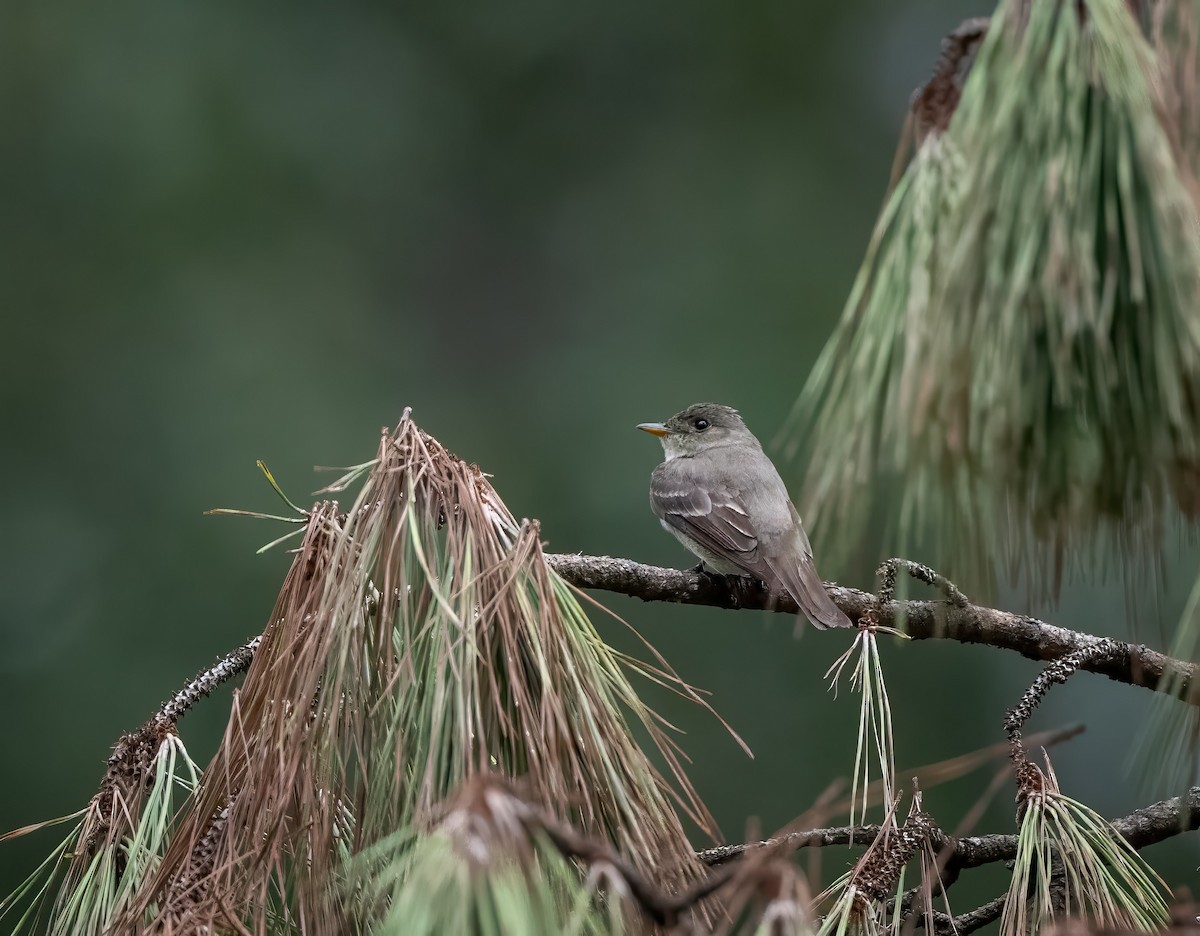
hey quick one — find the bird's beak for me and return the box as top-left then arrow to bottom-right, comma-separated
637,422 -> 670,437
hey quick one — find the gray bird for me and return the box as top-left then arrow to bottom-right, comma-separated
638,402 -> 849,630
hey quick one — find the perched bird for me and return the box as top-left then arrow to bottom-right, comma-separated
638,402 -> 849,630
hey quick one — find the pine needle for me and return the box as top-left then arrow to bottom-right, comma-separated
1131,565 -> 1200,792
789,0 -> 1200,602
1002,756 -> 1171,936
825,621 -> 907,828
0,733 -> 200,936
121,410 -> 721,932
0,823 -> 79,935
815,883 -> 878,936
813,793 -> 936,936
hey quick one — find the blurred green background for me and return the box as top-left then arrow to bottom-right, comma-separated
2,0 -> 1197,917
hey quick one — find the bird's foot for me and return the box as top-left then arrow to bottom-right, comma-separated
689,561 -> 731,585
686,563 -> 754,605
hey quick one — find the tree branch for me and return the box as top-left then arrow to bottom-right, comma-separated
697,825 -> 883,866
928,895 -> 1006,935
545,553 -> 1196,700
158,636 -> 262,724
697,787 -> 1200,870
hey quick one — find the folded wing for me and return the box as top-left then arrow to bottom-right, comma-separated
650,469 -> 849,630
650,481 -> 759,560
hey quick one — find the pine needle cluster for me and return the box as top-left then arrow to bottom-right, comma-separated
792,0 -> 1200,600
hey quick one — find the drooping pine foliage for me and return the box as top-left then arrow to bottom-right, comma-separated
791,0 -> 1200,601
102,412 -> 726,933
1002,758 -> 1169,936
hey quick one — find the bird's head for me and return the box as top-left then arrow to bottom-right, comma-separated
637,402 -> 756,459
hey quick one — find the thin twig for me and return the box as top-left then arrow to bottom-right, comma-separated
158,636 -> 262,724
876,558 -> 970,607
927,894 -> 1007,935
1002,639 -> 1122,791
82,637 -> 260,863
71,552 -> 1200,929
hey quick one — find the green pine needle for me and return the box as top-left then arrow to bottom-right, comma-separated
1002,763 -> 1170,936
825,625 -> 907,828
0,822 -> 80,935
346,782 -> 630,936
0,735 -> 200,936
1131,565 -> 1200,792
790,0 -> 1200,601
256,460 -> 308,515
815,884 -> 877,936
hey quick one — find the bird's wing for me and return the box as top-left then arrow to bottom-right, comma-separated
649,471 -> 760,561
760,504 -> 849,630
652,466 -> 849,630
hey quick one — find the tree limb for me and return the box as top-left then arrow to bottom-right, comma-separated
928,895 -> 1006,935
545,553 -> 1196,700
698,787 -> 1200,870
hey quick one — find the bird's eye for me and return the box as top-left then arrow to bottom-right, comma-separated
694,418 -> 710,431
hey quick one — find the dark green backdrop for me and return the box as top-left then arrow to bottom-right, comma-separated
2,0 -> 1196,917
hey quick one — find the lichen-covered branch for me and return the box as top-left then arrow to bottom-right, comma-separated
544,553 -> 1196,700
698,787 -> 1200,872
696,789 -> 1200,933
696,824 -> 883,866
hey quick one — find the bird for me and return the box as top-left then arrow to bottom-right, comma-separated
637,402 -> 849,630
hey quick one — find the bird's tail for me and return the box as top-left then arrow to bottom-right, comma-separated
766,554 -> 851,630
